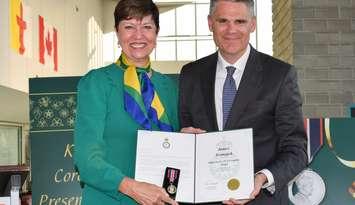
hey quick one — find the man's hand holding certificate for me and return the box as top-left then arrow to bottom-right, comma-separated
135,129 -> 254,204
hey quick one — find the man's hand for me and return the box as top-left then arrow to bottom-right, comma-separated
222,173 -> 267,205
180,127 -> 206,134
119,177 -> 178,205
250,173 -> 267,198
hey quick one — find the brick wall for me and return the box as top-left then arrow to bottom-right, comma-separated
273,0 -> 355,117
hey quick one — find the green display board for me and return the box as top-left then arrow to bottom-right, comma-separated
30,77 -> 82,205
309,118 -> 355,204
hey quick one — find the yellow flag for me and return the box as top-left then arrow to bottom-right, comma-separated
10,0 -> 21,52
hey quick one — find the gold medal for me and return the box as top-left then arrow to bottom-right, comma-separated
227,178 -> 240,191
167,184 -> 177,194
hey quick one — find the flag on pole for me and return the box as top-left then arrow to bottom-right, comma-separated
10,0 -> 32,57
39,15 -> 58,72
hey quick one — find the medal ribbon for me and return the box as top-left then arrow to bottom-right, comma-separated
324,118 -> 355,168
168,169 -> 177,183
117,53 -> 173,131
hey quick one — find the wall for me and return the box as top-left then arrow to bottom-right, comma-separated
272,0 -> 293,64
0,0 -> 104,93
152,61 -> 188,74
103,0 -> 116,33
273,0 -> 355,117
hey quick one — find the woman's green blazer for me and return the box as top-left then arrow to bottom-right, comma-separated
74,63 -> 179,205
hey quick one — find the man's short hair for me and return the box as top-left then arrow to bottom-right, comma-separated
209,0 -> 255,16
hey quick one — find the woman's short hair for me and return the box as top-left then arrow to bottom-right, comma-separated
114,0 -> 159,33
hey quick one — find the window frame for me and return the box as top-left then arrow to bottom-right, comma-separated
0,122 -> 22,166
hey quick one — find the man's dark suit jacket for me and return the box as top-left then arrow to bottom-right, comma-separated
178,47 -> 307,205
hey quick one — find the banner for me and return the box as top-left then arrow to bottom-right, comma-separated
30,77 -> 81,205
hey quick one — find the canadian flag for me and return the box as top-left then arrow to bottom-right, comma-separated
38,15 -> 58,72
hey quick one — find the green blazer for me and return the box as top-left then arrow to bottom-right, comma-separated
74,63 -> 179,205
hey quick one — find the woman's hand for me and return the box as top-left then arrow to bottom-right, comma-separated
119,177 -> 178,205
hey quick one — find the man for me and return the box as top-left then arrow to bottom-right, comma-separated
179,0 -> 307,204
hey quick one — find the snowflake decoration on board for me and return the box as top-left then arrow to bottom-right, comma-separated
66,96 -> 76,107
67,116 -> 75,127
38,118 -> 48,128
43,109 -> 54,119
30,94 -> 78,130
32,107 -> 42,120
51,117 -> 64,127
38,97 -> 50,108
52,100 -> 64,110
59,109 -> 69,118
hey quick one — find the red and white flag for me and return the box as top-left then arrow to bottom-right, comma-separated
38,15 -> 58,72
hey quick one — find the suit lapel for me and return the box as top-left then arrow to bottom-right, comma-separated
225,47 -> 263,129
151,71 -> 170,99
201,52 -> 219,131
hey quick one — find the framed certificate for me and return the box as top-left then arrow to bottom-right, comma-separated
134,129 -> 254,203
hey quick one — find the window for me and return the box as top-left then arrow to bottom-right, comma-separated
152,1 -> 215,61
156,41 -> 176,61
177,40 -> 196,61
196,4 -> 210,36
176,4 -> 195,36
0,124 -> 22,165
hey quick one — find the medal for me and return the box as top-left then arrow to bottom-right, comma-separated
167,184 -> 177,194
167,169 -> 177,194
288,169 -> 326,205
162,167 -> 180,199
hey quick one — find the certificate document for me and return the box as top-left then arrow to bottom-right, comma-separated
135,128 -> 254,203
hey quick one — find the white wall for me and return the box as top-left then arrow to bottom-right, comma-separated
255,0 -> 273,55
103,0 -> 116,33
0,0 -> 104,93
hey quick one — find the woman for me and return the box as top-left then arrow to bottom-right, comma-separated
74,0 -> 179,204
